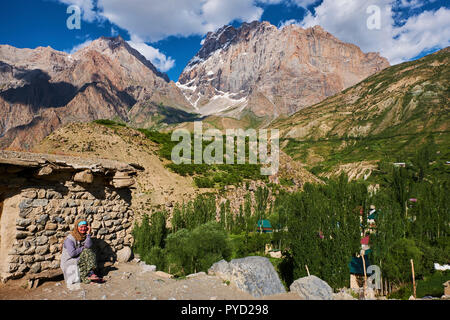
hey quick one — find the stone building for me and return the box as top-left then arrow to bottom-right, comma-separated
0,150 -> 139,282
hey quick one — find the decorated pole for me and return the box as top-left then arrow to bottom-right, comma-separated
411,259 -> 416,299
362,253 -> 368,297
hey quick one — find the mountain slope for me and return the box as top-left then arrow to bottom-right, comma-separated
273,47 -> 450,174
0,36 -> 193,150
33,122 -> 199,214
33,121 -> 322,216
177,21 -> 389,122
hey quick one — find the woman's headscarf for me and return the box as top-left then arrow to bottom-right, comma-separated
72,218 -> 88,242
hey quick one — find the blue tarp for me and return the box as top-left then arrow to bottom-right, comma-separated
349,254 -> 371,274
256,219 -> 273,233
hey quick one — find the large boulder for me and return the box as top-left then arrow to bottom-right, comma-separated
208,256 -> 286,298
289,275 -> 333,300
116,246 -> 132,263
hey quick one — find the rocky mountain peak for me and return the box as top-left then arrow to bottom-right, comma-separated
177,21 -> 390,121
78,36 -> 170,83
0,35 -> 192,150
99,35 -> 128,50
189,21 -> 274,69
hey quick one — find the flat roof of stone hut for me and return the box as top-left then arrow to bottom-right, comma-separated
0,150 -> 140,188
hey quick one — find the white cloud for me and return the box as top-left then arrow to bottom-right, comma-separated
95,0 -> 264,42
256,0 -> 317,6
278,19 -> 300,29
294,0 -> 450,64
290,0 -> 319,8
386,7 -> 450,63
256,0 -> 285,4
398,0 -> 436,9
127,38 -> 175,72
58,0 -> 449,66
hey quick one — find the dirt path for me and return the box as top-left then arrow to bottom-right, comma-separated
0,260 -> 301,300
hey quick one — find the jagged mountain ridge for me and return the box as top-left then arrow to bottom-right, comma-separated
0,22 -> 395,150
273,47 -> 450,173
0,36 -> 193,150
177,21 -> 390,122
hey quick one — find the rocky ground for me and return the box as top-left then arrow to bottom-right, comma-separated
0,259 -> 302,300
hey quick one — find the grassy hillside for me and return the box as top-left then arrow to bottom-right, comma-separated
274,47 -> 450,176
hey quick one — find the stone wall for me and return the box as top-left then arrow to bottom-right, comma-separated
1,179 -> 134,281
0,150 -> 138,281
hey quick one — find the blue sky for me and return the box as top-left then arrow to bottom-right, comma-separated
1,0 -> 449,81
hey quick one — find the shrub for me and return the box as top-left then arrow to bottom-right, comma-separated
94,119 -> 126,126
144,246 -> 166,271
388,285 -> 413,300
416,271 -> 449,298
194,176 -> 215,188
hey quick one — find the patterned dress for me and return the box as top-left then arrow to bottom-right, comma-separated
78,248 -> 97,283
60,234 -> 97,285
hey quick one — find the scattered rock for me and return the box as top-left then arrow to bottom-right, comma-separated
140,262 -> 156,273
121,272 -> 132,279
186,272 -> 206,279
333,289 -> 357,300
365,287 -> 376,300
155,271 -> 172,278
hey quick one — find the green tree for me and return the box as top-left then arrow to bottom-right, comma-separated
383,238 -> 424,284
165,221 -> 231,276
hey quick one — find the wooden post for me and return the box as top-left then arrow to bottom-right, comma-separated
411,259 -> 416,299
405,200 -> 408,217
361,253 -> 367,297
385,279 -> 388,296
379,260 -> 383,296
305,265 -> 310,277
380,274 -> 383,296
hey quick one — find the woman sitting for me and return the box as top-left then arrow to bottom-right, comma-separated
60,218 -> 103,285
